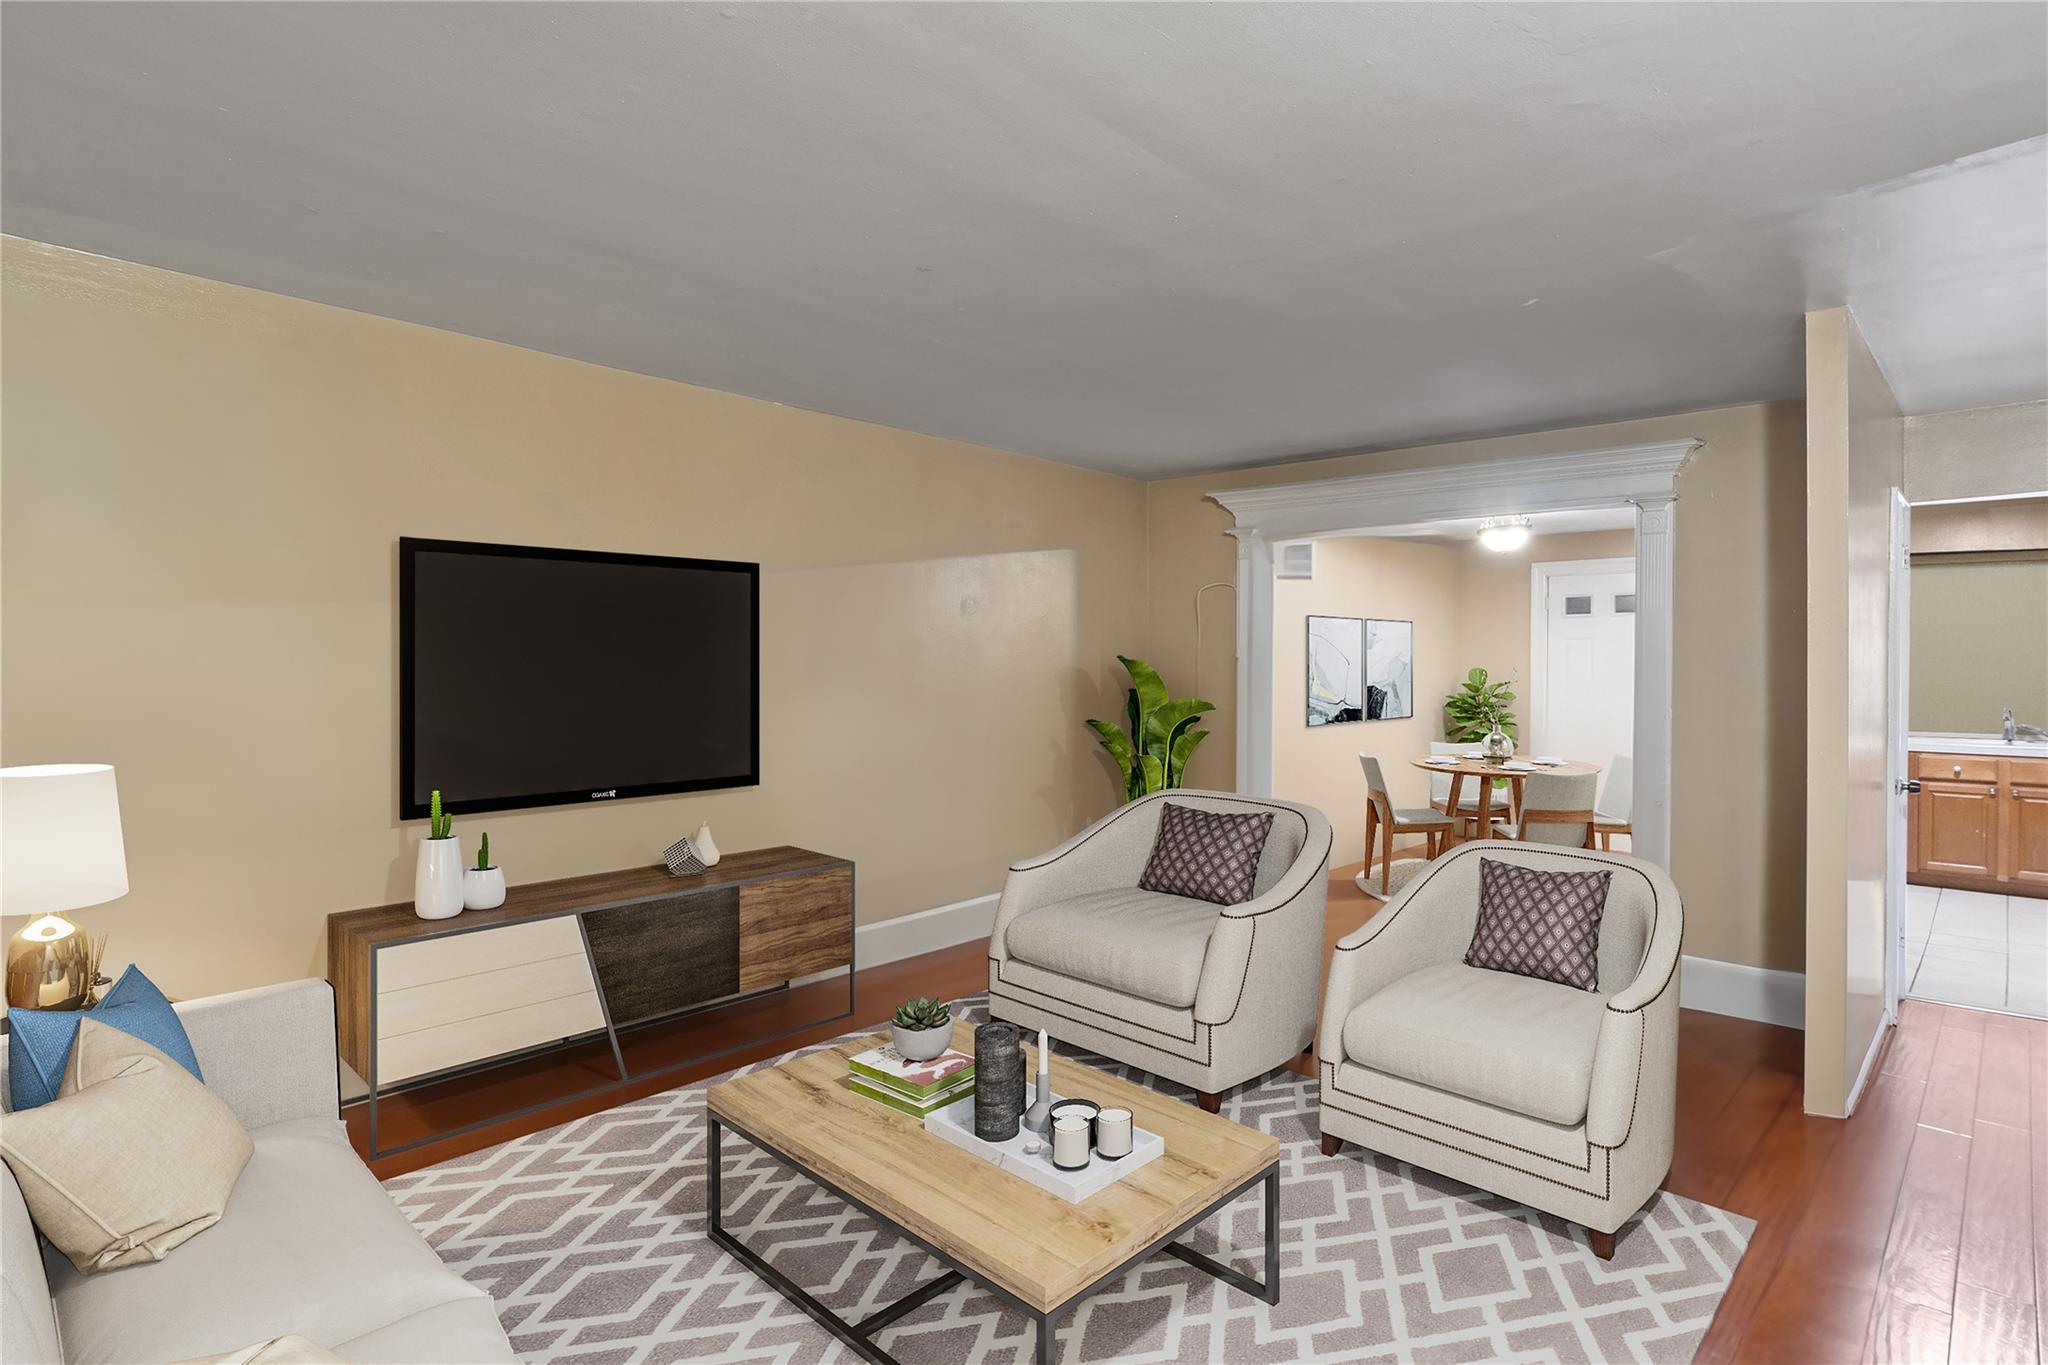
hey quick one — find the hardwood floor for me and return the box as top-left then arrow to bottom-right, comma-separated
348,854 -> 2046,1362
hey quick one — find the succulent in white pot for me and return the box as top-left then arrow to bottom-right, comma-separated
890,996 -> 953,1062
413,789 -> 464,921
463,831 -> 506,911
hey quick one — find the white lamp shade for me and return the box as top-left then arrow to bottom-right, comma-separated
2,764 -> 130,915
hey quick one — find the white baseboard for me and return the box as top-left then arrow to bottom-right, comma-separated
1681,954 -> 1805,1030
857,892 -> 1000,970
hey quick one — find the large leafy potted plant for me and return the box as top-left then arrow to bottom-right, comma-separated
1444,667 -> 1519,760
1086,656 -> 1214,802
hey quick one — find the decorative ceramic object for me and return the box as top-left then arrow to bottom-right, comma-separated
663,836 -> 703,876
1022,1027 -> 1054,1134
414,837 -> 463,920
462,865 -> 506,911
693,822 -> 721,867
973,1022 -> 1024,1141
1482,727 -> 1516,761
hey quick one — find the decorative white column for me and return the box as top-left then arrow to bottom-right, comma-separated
1630,495 -> 1677,869
1230,530 -> 1275,796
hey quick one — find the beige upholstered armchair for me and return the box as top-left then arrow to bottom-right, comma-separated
1317,840 -> 1682,1258
989,790 -> 1332,1111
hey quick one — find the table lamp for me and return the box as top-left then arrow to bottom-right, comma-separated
3,764 -> 129,1011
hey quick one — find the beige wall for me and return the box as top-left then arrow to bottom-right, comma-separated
1272,537 -> 1464,865
0,238 -> 1150,1000
1910,557 -> 2048,733
1149,400 -> 1809,975
1272,528 -> 1634,866
1802,307 -> 1902,1119
1903,399 -> 2048,503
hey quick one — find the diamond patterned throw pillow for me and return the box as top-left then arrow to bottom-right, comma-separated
1464,858 -> 1612,991
1138,803 -> 1276,906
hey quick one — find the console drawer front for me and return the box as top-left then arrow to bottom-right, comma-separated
376,990 -> 607,1084
377,952 -> 601,1039
377,915 -> 586,994
738,867 -> 854,990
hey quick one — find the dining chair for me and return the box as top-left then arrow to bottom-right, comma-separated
1488,769 -> 1598,847
1593,754 -> 1634,851
1427,741 -> 1508,837
1359,755 -> 1456,894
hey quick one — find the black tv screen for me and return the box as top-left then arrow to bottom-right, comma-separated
400,537 -> 759,818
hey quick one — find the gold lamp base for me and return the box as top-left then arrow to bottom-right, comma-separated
5,913 -> 101,1011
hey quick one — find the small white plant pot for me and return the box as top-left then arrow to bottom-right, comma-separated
414,837 -> 464,920
891,1022 -> 952,1062
463,865 -> 507,911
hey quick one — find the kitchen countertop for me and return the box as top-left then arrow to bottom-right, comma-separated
1909,732 -> 2048,759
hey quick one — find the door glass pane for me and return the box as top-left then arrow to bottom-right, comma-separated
1614,593 -> 1638,614
1563,595 -> 1593,616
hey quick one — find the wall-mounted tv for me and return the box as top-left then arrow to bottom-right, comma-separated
400,537 -> 759,819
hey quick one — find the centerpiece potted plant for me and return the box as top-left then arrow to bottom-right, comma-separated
890,996 -> 953,1062
463,831 -> 506,910
1444,667 -> 1519,763
413,789 -> 464,921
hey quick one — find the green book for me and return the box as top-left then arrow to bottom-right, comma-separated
848,1074 -> 975,1117
847,1045 -> 974,1098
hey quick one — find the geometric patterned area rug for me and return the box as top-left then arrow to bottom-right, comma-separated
386,996 -> 1752,1364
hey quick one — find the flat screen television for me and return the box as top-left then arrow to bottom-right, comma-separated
400,537 -> 759,818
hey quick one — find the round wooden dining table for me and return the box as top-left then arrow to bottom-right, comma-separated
1406,754 -> 1602,842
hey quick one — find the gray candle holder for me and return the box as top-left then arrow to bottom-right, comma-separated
973,1022 -> 1025,1142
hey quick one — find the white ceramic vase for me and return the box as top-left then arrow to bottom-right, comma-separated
414,837 -> 464,920
693,821 -> 721,867
462,864 -> 506,911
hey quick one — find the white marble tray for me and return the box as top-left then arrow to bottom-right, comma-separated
922,1089 -> 1164,1202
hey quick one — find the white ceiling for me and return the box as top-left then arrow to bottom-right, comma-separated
4,3 -> 2045,478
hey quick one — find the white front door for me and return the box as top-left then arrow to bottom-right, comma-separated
1536,567 -> 1637,765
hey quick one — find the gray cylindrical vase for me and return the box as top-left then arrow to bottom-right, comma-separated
973,1022 -> 1025,1141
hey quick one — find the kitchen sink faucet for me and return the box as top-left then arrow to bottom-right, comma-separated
2004,708 -> 2048,743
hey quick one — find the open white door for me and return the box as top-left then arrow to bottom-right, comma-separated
1884,489 -> 1912,1018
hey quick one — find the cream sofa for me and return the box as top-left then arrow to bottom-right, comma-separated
1317,840 -> 1681,1258
989,790 -> 1332,1110
1,979 -> 515,1364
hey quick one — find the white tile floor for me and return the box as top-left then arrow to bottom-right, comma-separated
1905,884 -> 2048,1018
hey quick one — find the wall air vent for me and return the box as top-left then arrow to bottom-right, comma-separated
1277,541 -> 1315,580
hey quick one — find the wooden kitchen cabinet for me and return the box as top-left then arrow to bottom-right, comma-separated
1908,750 -> 2048,897
2005,758 -> 2048,892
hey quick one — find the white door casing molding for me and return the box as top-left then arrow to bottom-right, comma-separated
1210,438 -> 1698,870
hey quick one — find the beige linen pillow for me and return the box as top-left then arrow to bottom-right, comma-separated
0,1017 -> 253,1272
178,1335 -> 345,1364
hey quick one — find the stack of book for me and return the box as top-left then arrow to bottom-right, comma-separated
848,1044 -> 975,1117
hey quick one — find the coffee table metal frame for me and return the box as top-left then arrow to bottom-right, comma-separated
706,1112 -> 1280,1365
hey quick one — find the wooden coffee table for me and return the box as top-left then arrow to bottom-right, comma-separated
705,1020 -> 1281,1365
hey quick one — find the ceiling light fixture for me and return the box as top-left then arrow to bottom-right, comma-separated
1477,515 -> 1533,552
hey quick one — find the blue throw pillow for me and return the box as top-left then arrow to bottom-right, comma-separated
8,966 -> 203,1112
